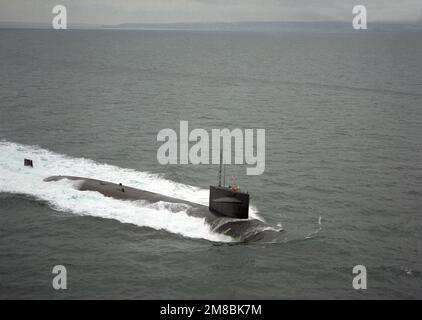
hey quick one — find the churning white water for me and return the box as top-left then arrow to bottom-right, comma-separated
0,140 -> 267,242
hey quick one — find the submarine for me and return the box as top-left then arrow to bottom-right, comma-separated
32,157 -> 279,241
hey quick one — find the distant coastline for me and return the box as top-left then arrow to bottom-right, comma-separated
1,20 -> 421,32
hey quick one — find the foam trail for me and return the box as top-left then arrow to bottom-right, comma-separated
0,140 -> 259,242
305,215 -> 323,239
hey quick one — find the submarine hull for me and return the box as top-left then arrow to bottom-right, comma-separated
44,175 -> 277,241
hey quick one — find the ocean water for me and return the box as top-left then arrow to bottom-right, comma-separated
0,29 -> 421,299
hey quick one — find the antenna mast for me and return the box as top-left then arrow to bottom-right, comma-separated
223,162 -> 226,187
218,148 -> 222,187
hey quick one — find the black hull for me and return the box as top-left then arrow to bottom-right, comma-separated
44,175 -> 278,241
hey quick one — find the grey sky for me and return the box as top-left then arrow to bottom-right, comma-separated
0,0 -> 421,25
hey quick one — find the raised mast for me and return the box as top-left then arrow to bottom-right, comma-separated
218,148 -> 222,187
210,148 -> 249,219
223,162 -> 226,187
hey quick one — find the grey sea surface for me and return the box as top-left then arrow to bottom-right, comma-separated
0,29 -> 421,299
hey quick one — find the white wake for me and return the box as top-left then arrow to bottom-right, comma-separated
0,140 -> 260,242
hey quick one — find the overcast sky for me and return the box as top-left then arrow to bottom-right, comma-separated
0,0 -> 421,25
